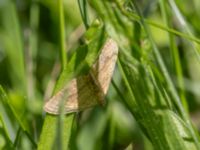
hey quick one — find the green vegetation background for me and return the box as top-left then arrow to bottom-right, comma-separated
0,0 -> 200,150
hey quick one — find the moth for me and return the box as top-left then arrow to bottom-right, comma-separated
44,38 -> 118,115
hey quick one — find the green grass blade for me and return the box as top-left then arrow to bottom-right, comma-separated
27,0 -> 40,100
0,87 -> 17,142
0,1 -> 26,93
38,22 -> 107,150
58,0 -> 67,70
168,0 -> 200,62
113,3 -> 200,45
88,0 -> 200,149
0,115 -> 13,146
159,0 -> 188,111
131,1 -> 200,148
0,86 -> 37,147
38,114 -> 74,150
118,58 -> 193,149
78,0 -> 89,29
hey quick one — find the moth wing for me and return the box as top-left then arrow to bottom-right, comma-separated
44,75 -> 103,114
93,38 -> 118,93
44,39 -> 118,115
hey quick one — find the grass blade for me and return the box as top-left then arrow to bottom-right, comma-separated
38,22 -> 107,149
88,0 -> 200,149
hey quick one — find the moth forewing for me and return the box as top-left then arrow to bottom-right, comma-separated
44,38 -> 118,115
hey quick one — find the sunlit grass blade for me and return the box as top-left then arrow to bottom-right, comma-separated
168,0 -> 200,62
112,2 -> 200,45
118,56 -> 194,149
131,0 -> 200,148
0,0 -> 200,149
159,0 -> 188,111
88,0 -> 200,149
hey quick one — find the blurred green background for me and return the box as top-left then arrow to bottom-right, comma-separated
0,0 -> 200,150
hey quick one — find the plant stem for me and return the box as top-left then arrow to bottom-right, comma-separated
159,0 -> 188,112
27,0 -> 39,100
38,1 -> 75,149
58,0 -> 67,69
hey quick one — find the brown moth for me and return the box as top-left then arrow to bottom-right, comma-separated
44,38 -> 118,115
